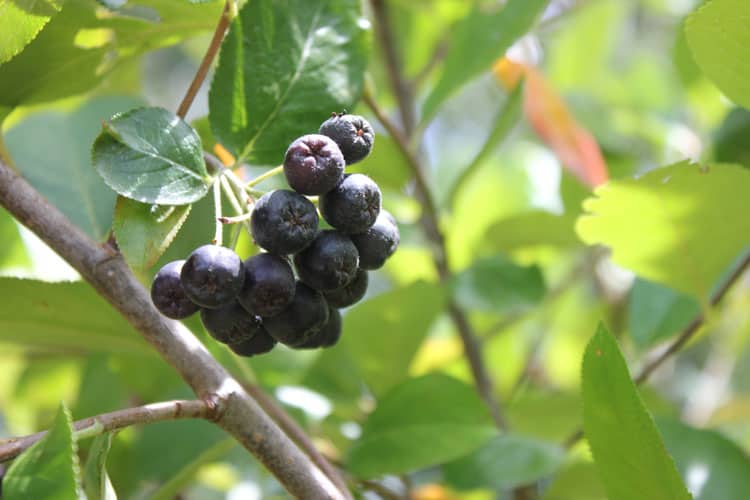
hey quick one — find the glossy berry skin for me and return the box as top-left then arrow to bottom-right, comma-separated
283,134 -> 345,195
297,307 -> 342,349
237,253 -> 295,317
151,260 -> 200,319
251,190 -> 319,255
200,301 -> 264,344
320,173 -> 381,234
319,114 -> 374,165
351,210 -> 400,270
228,329 -> 277,357
263,281 -> 329,347
323,268 -> 368,308
293,230 -> 359,291
180,245 -> 244,308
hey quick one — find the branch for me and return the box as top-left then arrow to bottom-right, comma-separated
0,159 -> 346,500
0,400 -> 214,463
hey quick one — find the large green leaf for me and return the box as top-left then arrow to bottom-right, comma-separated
582,324 -> 692,500
685,0 -> 750,109
208,0 -> 369,164
714,108 -> 750,166
3,403 -> 80,500
83,433 -> 117,500
484,211 -> 580,253
577,161 -> 750,301
93,107 -> 211,205
347,373 -> 497,478
421,0 -> 549,123
0,0 -> 63,64
628,278 -> 701,348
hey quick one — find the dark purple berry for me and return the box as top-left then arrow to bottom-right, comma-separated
200,301 -> 264,344
323,269 -> 368,308
228,329 -> 277,357
320,173 -> 381,234
283,134 -> 345,195
351,210 -> 399,270
151,260 -> 200,319
297,307 -> 342,349
250,190 -> 319,255
180,245 -> 244,308
319,114 -> 374,165
293,230 -> 359,291
237,253 -> 295,317
263,281 -> 329,347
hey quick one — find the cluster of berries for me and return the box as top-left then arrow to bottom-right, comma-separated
150,114 -> 399,356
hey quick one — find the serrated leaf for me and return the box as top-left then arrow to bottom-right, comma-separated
4,403 -> 81,500
0,0 -> 63,64
628,278 -> 701,348
208,0 -> 369,164
582,324 -> 692,500
113,197 -> 192,274
685,0 -> 750,109
93,107 -> 211,205
83,433 -> 117,500
347,373 -> 497,478
421,0 -> 549,123
577,161 -> 750,301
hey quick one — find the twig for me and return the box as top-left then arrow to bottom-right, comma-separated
412,37 -> 449,90
212,179 -> 223,245
0,400 -> 214,463
176,0 -> 233,118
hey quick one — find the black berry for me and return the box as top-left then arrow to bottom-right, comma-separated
250,190 -> 319,255
237,253 -> 295,317
228,328 -> 277,357
351,210 -> 400,270
293,230 -> 359,291
297,307 -> 342,349
180,245 -> 245,308
319,114 -> 374,165
323,268 -> 368,308
151,260 -> 200,319
283,134 -> 345,195
320,173 -> 381,234
200,301 -> 264,344
263,281 -> 329,346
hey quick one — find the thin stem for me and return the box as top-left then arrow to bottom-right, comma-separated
219,211 -> 253,224
0,400 -> 215,463
212,179 -> 223,245
176,0 -> 233,118
246,165 -> 284,188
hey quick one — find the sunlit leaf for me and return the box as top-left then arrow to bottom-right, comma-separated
0,0 -> 63,64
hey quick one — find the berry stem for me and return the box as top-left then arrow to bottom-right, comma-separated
246,165 -> 284,188
213,179 -> 223,245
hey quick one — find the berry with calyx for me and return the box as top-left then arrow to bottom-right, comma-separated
283,134 -> 345,195
293,230 -> 359,291
320,173 -> 381,234
237,253 -> 295,317
250,190 -> 318,255
228,328 -> 277,357
263,281 -> 329,346
297,307 -> 341,349
200,301 -> 264,344
351,210 -> 400,270
323,268 -> 368,308
151,260 -> 200,319
319,113 -> 374,165
181,245 -> 245,308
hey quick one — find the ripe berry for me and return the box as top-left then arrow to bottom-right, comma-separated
180,245 -> 245,308
319,113 -> 374,165
283,134 -> 345,195
323,269 -> 368,308
151,260 -> 200,319
319,173 -> 381,234
263,281 -> 329,346
251,190 -> 319,255
200,301 -> 264,344
297,307 -> 342,349
293,230 -> 359,291
351,210 -> 400,270
237,253 -> 295,317
228,329 -> 277,357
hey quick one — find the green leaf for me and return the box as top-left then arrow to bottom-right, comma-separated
347,373 -> 497,478
208,0 -> 369,164
93,107 -> 211,205
0,0 -> 63,64
444,434 -> 565,491
628,278 -> 701,348
582,324 -> 692,500
714,108 -> 750,166
421,0 -> 549,123
484,211 -> 579,253
685,0 -> 750,108
347,133 -> 409,190
542,461 -> 606,500
576,161 -> 750,301
658,418 -> 750,500
0,207 -> 31,271
4,403 -> 81,500
0,278 -> 151,354
452,255 -> 545,314
83,433 -> 117,500
113,197 -> 192,274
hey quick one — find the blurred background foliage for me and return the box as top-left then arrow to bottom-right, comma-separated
1,0 -> 749,498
